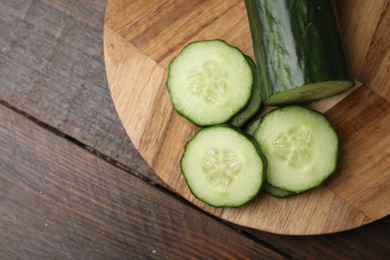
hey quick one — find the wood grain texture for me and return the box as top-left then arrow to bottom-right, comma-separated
1,0 -> 390,258
104,0 -> 390,234
246,215 -> 390,260
0,0 -> 158,183
0,104 -> 284,259
337,0 -> 390,101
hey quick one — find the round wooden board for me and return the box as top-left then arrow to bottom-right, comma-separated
103,0 -> 390,235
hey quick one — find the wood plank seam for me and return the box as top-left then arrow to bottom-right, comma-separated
322,184 -> 373,222
0,100 -> 293,257
0,98 -> 155,186
104,23 -> 164,66
358,0 -> 389,98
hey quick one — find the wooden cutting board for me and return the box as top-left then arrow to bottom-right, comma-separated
103,0 -> 390,235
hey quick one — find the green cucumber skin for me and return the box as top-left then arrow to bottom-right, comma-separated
167,39 -> 253,127
246,117 -> 262,136
230,56 -> 262,127
263,183 -> 296,198
254,105 -> 340,193
180,124 -> 267,208
245,0 -> 353,105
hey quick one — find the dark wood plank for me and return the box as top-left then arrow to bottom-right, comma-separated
0,0 -> 158,183
246,216 -> 390,260
1,0 -> 389,258
0,104 -> 284,259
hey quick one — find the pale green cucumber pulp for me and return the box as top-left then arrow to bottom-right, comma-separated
247,118 -> 296,198
254,106 -> 339,193
181,125 -> 266,207
167,40 -> 253,126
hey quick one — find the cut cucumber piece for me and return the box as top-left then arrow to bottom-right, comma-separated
230,56 -> 262,127
181,125 -> 266,207
247,118 -> 295,198
245,0 -> 354,105
263,183 -> 296,198
246,117 -> 262,135
254,106 -> 339,192
167,40 -> 253,126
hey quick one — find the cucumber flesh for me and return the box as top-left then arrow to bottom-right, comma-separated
230,56 -> 262,127
167,40 -> 253,126
181,125 -> 266,207
247,118 -> 295,198
264,81 -> 354,106
254,106 -> 339,192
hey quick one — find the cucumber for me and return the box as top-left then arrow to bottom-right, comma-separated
254,106 -> 339,193
263,183 -> 296,198
167,40 -> 253,126
245,0 -> 354,105
246,117 -> 262,135
247,118 -> 295,198
181,125 -> 266,207
230,56 -> 262,127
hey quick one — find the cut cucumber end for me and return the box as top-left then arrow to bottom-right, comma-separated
167,40 -> 253,126
254,106 -> 339,193
181,125 -> 266,207
264,80 -> 354,106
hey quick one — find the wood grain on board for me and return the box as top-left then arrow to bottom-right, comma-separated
337,0 -> 389,100
2,0 -> 390,258
104,0 -> 390,234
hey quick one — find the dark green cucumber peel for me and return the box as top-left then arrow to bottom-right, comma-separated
180,124 -> 267,207
254,105 -> 340,193
246,117 -> 262,136
245,0 -> 354,105
230,56 -> 262,127
167,39 -> 254,126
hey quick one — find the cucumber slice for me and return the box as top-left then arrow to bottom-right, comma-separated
167,40 -> 253,126
230,56 -> 262,127
254,106 -> 339,192
247,118 -> 295,198
263,183 -> 296,198
181,125 -> 266,207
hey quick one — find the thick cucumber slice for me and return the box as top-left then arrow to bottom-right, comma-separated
167,40 -> 253,126
245,0 -> 354,105
181,125 -> 266,207
230,56 -> 262,127
254,106 -> 339,192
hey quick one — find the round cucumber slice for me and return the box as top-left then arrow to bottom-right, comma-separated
254,106 -> 339,193
181,125 -> 266,207
167,40 -> 253,126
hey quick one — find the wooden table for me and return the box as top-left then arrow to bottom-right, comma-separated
1,0 -> 389,258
